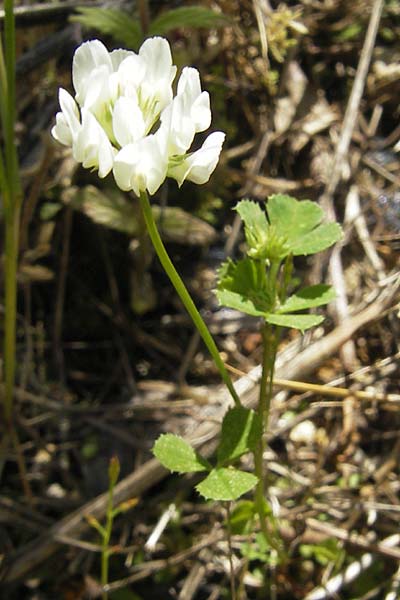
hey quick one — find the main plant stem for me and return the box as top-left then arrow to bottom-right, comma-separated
253,322 -> 278,548
138,190 -> 241,407
254,257 -> 282,553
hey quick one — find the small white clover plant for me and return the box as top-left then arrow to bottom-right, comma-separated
53,38 -> 342,544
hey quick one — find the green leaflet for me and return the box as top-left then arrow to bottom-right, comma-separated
267,194 -> 343,257
265,313 -> 324,332
217,407 -> 262,465
153,434 -> 210,473
278,285 -> 336,313
196,467 -> 258,501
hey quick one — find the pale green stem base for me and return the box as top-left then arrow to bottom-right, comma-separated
138,190 -> 241,407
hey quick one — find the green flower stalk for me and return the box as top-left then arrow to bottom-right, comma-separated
139,190 -> 240,407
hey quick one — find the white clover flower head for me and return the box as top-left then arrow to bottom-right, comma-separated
52,37 -> 224,193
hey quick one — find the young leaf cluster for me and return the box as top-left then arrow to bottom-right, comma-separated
217,195 -> 342,332
153,406 -> 261,501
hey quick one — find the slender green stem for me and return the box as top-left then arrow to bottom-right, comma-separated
253,325 -> 274,548
255,323 -> 285,563
4,1 -> 20,200
263,323 -> 280,432
138,190 -> 241,407
0,146 -> 6,197
4,202 -> 20,422
253,255 -> 283,558
1,0 -> 23,424
1,0 -> 32,507
0,39 -> 9,193
254,435 -> 270,544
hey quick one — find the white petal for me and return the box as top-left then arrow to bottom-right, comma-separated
81,64 -> 111,111
113,136 -> 167,196
73,40 -> 112,104
51,116 -> 68,146
139,37 -> 175,85
110,48 -> 135,71
51,113 -> 73,146
74,110 -> 114,178
52,88 -> 81,146
176,67 -> 211,132
177,68 -> 211,130
112,96 -> 146,146
160,97 -> 195,155
98,140 -> 117,179
59,88 -> 80,132
117,54 -> 146,96
168,131 -> 225,187
190,91 -> 211,132
177,67 -> 201,98
139,37 -> 177,114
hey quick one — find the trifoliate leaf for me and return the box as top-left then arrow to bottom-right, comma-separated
153,434 -> 209,473
278,284 -> 336,313
265,313 -> 324,332
266,194 -> 342,257
196,467 -> 258,501
217,407 -> 262,465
